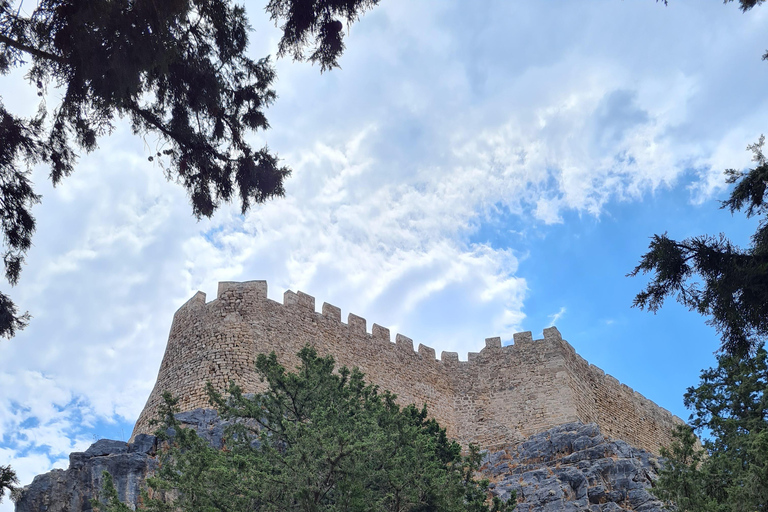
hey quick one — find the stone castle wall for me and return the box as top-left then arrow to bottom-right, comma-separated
132,280 -> 683,454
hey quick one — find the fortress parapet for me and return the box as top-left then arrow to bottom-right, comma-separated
132,281 -> 683,454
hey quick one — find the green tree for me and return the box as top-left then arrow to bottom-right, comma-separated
630,136 -> 768,356
653,345 -> 768,511
91,471 -> 133,512
0,0 -> 378,339
0,464 -> 18,503
139,346 -> 512,512
654,425 -> 715,512
641,0 -> 767,358
637,1 -> 768,508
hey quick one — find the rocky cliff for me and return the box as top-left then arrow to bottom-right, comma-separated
15,416 -> 666,512
14,437 -> 157,512
482,422 -> 664,511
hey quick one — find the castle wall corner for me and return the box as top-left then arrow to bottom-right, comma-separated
132,282 -> 681,455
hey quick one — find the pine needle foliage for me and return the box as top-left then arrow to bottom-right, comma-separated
0,464 -> 18,504
630,137 -> 768,356
138,346 -> 513,512
654,345 -> 768,511
0,0 -> 378,339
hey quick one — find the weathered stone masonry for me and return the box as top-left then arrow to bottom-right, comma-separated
132,280 -> 683,455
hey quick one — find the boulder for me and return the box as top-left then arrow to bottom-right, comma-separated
483,422 -> 664,511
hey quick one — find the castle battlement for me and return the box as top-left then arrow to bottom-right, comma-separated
132,280 -> 683,454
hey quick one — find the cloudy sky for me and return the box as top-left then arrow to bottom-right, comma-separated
1,0 -> 767,506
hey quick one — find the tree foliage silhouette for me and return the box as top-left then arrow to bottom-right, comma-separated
0,464 -> 18,504
0,0 -> 378,339
630,137 -> 768,356
637,0 -> 768,357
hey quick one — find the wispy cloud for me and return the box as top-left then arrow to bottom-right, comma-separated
1,1 -> 766,504
548,307 -> 567,327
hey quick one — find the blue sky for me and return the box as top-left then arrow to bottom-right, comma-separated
1,1 -> 767,508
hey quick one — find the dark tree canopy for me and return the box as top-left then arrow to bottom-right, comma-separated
636,1 -> 768,356
0,0 -> 378,339
0,464 -> 18,504
117,346 -> 512,512
724,0 -> 765,10
653,345 -> 768,510
266,0 -> 379,72
659,0 -> 765,10
630,137 -> 768,356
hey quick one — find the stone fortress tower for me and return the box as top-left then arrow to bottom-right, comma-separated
132,280 -> 683,455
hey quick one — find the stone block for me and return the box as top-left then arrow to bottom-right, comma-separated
441,351 -> 459,363
297,291 -> 315,310
418,343 -> 436,360
395,334 -> 413,351
283,290 -> 299,306
348,313 -> 366,334
543,326 -> 562,341
322,302 -> 341,321
513,331 -> 533,344
371,323 -> 390,341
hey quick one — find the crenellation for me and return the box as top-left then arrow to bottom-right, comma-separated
418,343 -> 436,360
132,281 -> 684,456
322,302 -> 341,321
513,331 -> 533,344
189,290 -> 207,305
395,333 -> 413,352
283,290 -> 299,306
441,351 -> 459,364
348,313 -> 366,334
217,282 -> 234,298
172,291 -> 207,322
543,326 -> 562,341
372,323 -> 390,342
296,291 -> 315,310
218,280 -> 268,298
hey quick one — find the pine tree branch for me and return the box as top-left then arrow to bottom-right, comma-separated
0,33 -> 64,64
126,101 -> 231,163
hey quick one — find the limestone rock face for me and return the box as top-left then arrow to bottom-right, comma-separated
13,410 -> 239,512
482,422 -> 665,511
14,435 -> 158,512
15,416 -> 666,512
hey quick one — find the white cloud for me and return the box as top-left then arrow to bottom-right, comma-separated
549,307 -> 567,327
1,0 -> 767,495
